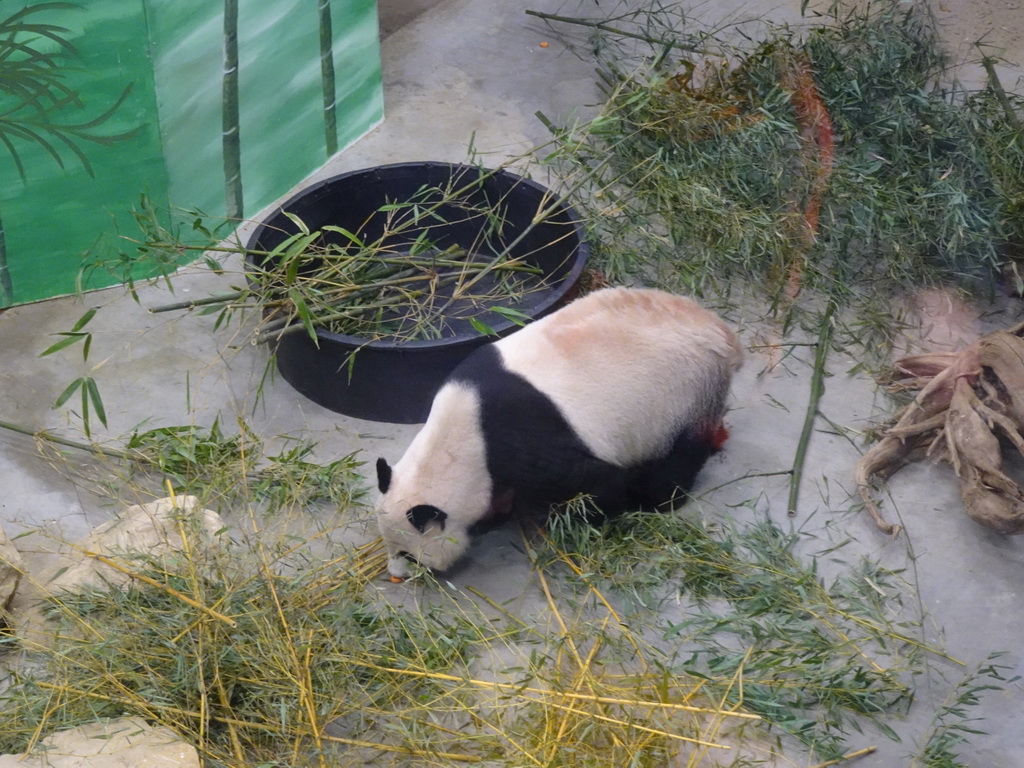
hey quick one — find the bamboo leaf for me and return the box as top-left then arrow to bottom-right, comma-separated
490,306 -> 531,325
469,318 -> 497,336
70,307 -> 97,332
80,385 -> 90,437
211,308 -> 229,331
53,377 -> 83,408
288,288 -> 319,346
320,225 -> 365,248
39,332 -> 85,357
283,211 -> 310,235
266,231 -> 308,264
282,233 -> 319,286
85,377 -> 106,427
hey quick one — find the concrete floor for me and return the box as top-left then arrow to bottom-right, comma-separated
1,0 -> 1023,765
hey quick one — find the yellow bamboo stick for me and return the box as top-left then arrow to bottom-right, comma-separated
214,669 -> 245,765
334,658 -> 761,719
808,745 -> 877,767
538,698 -> 731,750
317,732 -> 483,762
688,646 -> 754,767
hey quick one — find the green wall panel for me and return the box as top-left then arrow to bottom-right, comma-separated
0,0 -> 383,308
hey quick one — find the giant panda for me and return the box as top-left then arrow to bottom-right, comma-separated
375,286 -> 743,580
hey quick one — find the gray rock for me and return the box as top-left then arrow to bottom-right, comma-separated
43,495 -> 227,595
0,716 -> 200,767
0,524 -> 24,619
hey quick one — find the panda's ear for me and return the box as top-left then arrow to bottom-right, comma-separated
407,504 -> 447,532
376,457 -> 392,494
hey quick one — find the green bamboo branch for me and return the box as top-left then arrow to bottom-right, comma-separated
148,254 -> 538,319
252,267 -> 534,344
524,9 -> 710,54
0,417 -> 136,461
444,158 -> 608,306
787,295 -> 836,517
148,291 -> 247,313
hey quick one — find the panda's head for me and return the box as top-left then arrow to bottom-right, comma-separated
374,457 -> 473,580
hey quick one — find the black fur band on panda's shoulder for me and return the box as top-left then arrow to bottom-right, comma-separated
449,345 -> 715,518
451,345 -> 616,510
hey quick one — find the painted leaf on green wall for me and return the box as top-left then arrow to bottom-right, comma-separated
0,0 -> 157,308
0,0 -> 383,307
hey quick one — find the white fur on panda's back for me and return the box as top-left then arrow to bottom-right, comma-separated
496,287 -> 742,468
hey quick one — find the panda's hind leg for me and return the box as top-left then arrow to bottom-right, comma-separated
573,469 -> 636,523
628,427 -> 719,510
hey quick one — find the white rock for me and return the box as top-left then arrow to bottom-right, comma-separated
0,523 -> 24,615
43,495 -> 227,596
0,716 -> 200,767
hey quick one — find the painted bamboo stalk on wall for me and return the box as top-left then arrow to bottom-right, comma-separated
222,0 -> 243,220
0,3 -> 138,308
318,0 -> 338,157
0,210 -> 10,307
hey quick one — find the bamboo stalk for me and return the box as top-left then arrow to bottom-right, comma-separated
538,697 -> 731,749
0,418 -> 138,461
981,56 -> 1022,131
301,637 -> 328,768
687,648 -> 753,767
551,550 -> 650,672
316,732 -> 482,762
148,292 -> 246,313
524,9 -> 710,54
214,670 -> 245,764
808,746 -> 877,768
35,680 -> 271,731
787,296 -> 836,516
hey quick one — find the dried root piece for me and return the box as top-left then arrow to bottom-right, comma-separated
945,378 -> 1024,533
977,325 -> 1024,425
854,437 -> 909,535
889,352 -> 962,382
856,323 -> 1024,536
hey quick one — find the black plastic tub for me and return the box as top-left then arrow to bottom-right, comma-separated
246,162 -> 589,424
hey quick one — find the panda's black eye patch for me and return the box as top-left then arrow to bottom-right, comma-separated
407,504 -> 447,532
